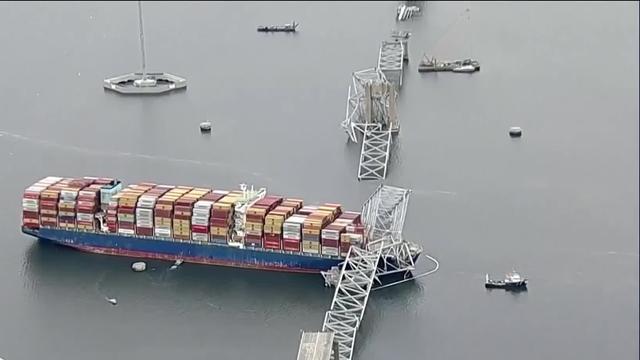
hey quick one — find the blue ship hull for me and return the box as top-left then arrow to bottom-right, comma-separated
21,227 -> 343,273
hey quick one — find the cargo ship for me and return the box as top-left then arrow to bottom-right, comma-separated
20,176 -> 398,274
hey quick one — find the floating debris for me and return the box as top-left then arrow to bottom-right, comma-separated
509,127 -> 522,137
131,261 -> 147,272
257,21 -> 299,33
397,4 -> 421,21
105,297 -> 118,305
169,259 -> 184,270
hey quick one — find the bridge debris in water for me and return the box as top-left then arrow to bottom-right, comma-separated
396,3 -> 422,21
296,332 -> 337,360
298,185 -> 435,360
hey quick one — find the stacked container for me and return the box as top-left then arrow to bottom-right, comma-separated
106,195 -> 119,233
117,184 -> 155,235
282,214 -> 306,252
321,211 -> 360,257
245,195 -> 283,248
76,184 -> 103,231
22,177 -> 62,229
263,204 -> 297,250
57,178 -> 96,229
301,203 -> 341,255
173,188 -> 210,241
191,199 -> 214,242
154,187 -> 192,238
39,178 -> 71,228
209,191 -> 237,244
136,185 -> 173,236
340,212 -> 365,257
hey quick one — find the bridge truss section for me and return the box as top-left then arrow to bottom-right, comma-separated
378,40 -> 405,89
321,245 -> 382,360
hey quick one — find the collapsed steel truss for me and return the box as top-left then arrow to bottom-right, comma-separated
321,246 -> 382,360
357,126 -> 393,181
362,184 -> 421,279
378,40 -> 405,88
342,68 -> 399,143
317,185 -> 420,360
341,68 -> 398,181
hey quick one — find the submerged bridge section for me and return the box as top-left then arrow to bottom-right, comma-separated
298,185 -> 421,360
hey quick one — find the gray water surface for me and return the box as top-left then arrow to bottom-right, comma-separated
0,2 -> 637,360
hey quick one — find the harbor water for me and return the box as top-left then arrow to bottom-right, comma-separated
0,2 -> 637,359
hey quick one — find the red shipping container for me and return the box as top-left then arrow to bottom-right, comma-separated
191,225 -> 209,233
264,241 -> 281,250
209,219 -> 230,226
136,227 -> 154,236
322,239 -> 339,248
154,209 -> 172,218
118,222 -> 135,230
340,242 -> 352,256
283,240 -> 301,252
265,234 -> 282,242
22,211 -> 39,219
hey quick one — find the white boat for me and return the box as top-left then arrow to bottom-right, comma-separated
452,64 -> 477,73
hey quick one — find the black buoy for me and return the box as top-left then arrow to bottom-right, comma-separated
200,121 -> 212,132
509,127 -> 522,138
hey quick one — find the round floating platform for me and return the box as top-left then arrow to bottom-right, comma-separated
104,72 -> 187,94
131,262 -> 147,272
509,127 -> 522,137
200,122 -> 212,132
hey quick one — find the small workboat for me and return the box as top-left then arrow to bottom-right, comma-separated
485,270 -> 528,290
257,21 -> 299,33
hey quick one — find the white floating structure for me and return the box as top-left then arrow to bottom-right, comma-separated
104,1 -> 186,94
131,261 -> 147,272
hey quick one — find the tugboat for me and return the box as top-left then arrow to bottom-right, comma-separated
485,270 -> 528,290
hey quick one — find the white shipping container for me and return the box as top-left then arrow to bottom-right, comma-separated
26,185 -> 47,193
192,233 -> 209,242
76,213 -> 93,221
302,247 -> 320,255
191,218 -> 209,226
155,230 -> 172,238
136,208 -> 153,216
60,190 -> 78,200
322,247 -> 339,256
118,229 -> 135,235
283,231 -> 301,239
22,199 -> 39,206
321,229 -> 340,240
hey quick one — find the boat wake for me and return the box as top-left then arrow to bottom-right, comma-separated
0,129 -> 274,182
